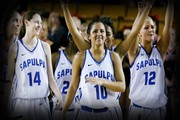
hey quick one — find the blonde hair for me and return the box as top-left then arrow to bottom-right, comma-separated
146,16 -> 157,31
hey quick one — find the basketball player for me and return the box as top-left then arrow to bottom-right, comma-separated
127,0 -> 174,119
52,28 -> 79,120
62,16 -> 125,120
0,9 -> 22,119
5,10 -> 62,120
60,1 -> 152,119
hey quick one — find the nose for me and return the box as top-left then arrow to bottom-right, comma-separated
37,23 -> 42,29
17,20 -> 21,27
97,31 -> 102,35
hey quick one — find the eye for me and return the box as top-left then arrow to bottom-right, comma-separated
151,26 -> 154,29
92,29 -> 98,33
100,29 -> 105,33
107,32 -> 111,37
144,26 -> 149,30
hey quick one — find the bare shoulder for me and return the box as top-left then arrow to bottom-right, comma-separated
73,51 -> 86,66
110,50 -> 122,62
41,40 -> 50,49
110,51 -> 120,58
9,41 -> 18,53
75,51 -> 85,59
52,51 -> 59,60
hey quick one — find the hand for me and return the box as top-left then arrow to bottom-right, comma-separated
60,0 -> 69,8
146,0 -> 154,8
138,0 -> 146,13
54,96 -> 62,110
86,77 -> 103,85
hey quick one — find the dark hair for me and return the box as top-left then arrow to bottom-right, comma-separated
115,30 -> 124,40
19,10 -> 39,39
87,16 -> 107,35
2,10 -> 20,40
100,16 -> 115,36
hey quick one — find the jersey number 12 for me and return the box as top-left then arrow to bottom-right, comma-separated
144,71 -> 156,85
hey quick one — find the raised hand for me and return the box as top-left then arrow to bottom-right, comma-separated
60,0 -> 69,8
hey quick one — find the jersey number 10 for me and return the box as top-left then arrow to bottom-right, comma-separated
94,85 -> 107,99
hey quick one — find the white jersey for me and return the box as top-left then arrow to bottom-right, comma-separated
13,39 -> 49,99
79,49 -> 119,108
129,44 -> 167,108
54,50 -> 75,109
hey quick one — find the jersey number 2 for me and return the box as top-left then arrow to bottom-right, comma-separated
144,71 -> 156,85
27,72 -> 41,86
62,81 -> 70,94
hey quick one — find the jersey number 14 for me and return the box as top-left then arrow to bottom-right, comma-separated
27,71 -> 41,86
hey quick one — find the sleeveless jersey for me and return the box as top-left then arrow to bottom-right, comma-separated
79,49 -> 119,108
13,39 -> 49,99
54,50 -> 75,109
129,44 -> 167,108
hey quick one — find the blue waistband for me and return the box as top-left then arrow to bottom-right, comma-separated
132,103 -> 162,109
81,105 -> 108,113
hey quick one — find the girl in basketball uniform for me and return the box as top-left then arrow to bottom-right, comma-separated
6,10 -> 62,120
1,9 -> 22,119
127,0 -> 174,119
62,16 -> 125,120
52,26 -> 79,119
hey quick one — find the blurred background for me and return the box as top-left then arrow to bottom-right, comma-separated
0,0 -> 179,35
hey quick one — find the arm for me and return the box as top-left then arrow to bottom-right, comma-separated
157,0 -> 174,57
43,42 -> 62,108
115,0 -> 152,59
60,0 -> 90,51
86,52 -> 125,92
52,52 -> 59,72
62,52 -> 83,118
4,42 -> 17,112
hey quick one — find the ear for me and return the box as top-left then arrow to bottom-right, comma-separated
24,19 -> 28,26
88,36 -> 90,41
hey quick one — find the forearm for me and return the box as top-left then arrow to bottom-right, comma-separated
63,85 -> 77,113
102,80 -> 125,92
49,79 -> 62,99
61,3 -> 90,51
164,0 -> 174,29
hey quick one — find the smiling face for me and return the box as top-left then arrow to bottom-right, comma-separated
105,25 -> 114,49
26,13 -> 42,37
89,22 -> 107,47
7,11 -> 22,36
140,17 -> 156,43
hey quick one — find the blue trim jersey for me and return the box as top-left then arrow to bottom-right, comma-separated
129,44 -> 167,108
79,49 -> 119,108
13,39 -> 49,99
54,50 -> 75,109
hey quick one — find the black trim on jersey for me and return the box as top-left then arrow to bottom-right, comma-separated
88,49 -> 107,64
